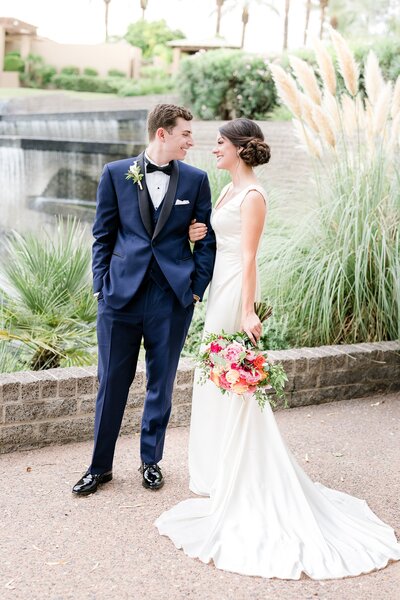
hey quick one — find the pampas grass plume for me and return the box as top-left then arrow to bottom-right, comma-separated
373,82 -> 392,135
299,94 -> 320,133
313,38 -> 336,96
293,119 -> 322,159
391,75 -> 400,119
289,55 -> 322,105
269,64 -> 302,119
365,51 -> 385,106
330,29 -> 359,97
322,90 -> 341,131
388,112 -> 400,155
341,95 -> 358,137
312,105 -> 336,149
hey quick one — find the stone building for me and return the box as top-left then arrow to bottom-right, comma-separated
0,17 -> 141,87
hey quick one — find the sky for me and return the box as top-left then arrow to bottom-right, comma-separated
0,0 -> 322,54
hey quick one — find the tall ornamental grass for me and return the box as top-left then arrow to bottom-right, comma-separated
267,30 -> 400,345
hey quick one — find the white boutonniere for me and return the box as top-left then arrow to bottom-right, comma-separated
125,161 -> 143,190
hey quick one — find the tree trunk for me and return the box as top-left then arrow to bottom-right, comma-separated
320,0 -> 329,39
216,0 -> 224,36
140,0 -> 148,21
303,0 -> 312,45
241,5 -> 249,49
283,0 -> 291,50
104,0 -> 111,42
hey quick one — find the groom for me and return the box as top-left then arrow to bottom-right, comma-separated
73,104 -> 216,495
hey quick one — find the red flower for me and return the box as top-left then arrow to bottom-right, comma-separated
210,341 -> 223,353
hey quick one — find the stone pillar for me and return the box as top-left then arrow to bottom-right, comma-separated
171,47 -> 181,75
19,35 -> 31,59
131,46 -> 142,79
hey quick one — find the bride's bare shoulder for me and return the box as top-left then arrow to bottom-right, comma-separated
241,186 -> 268,209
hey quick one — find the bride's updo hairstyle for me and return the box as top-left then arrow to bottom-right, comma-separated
219,118 -> 271,167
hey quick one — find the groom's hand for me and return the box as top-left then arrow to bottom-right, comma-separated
189,219 -> 207,243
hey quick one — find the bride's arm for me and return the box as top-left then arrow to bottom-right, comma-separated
240,190 -> 267,344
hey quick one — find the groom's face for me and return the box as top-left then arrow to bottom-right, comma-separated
162,117 -> 194,161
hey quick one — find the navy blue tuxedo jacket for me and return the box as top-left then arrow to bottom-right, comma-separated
92,151 -> 216,309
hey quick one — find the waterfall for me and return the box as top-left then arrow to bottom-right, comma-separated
0,119 -> 120,141
0,109 -> 147,235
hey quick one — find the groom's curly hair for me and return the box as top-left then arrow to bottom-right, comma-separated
147,104 -> 193,139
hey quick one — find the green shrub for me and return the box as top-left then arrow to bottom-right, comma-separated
177,50 -> 277,120
52,74 -> 122,93
18,53 -> 56,88
4,53 -> 25,73
0,218 -> 97,370
60,65 -> 80,76
107,68 -> 126,77
83,67 -> 99,76
51,73 -> 174,96
140,65 -> 168,79
116,77 -> 175,96
0,342 -> 24,373
352,38 -> 400,81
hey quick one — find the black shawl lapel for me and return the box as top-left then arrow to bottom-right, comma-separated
152,160 -> 179,240
136,151 -> 153,238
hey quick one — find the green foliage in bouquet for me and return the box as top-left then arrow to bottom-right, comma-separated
197,302 -> 288,410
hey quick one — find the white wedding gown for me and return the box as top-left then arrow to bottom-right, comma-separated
155,184 -> 400,580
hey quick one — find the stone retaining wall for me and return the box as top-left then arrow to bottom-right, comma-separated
0,341 -> 399,454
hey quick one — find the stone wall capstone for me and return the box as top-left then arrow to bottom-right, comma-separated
0,342 -> 399,454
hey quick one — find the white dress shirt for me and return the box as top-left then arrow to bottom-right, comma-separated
144,151 -> 171,210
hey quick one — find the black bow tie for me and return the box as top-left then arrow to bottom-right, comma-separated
146,161 -> 173,175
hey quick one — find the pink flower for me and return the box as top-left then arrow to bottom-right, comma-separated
245,372 -> 263,384
219,372 -> 232,391
224,342 -> 244,363
246,350 -> 257,362
238,368 -> 251,380
210,341 -> 223,353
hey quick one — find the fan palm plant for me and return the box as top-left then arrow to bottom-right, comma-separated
0,218 -> 97,370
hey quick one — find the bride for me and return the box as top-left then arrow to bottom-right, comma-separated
155,118 -> 400,580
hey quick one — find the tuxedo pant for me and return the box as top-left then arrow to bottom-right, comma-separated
90,279 -> 194,474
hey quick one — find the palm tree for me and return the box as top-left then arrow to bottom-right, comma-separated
0,218 -> 97,370
241,3 -> 249,48
104,0 -> 111,41
283,0 -> 291,49
319,0 -> 329,38
240,1 -> 278,49
303,0 -> 313,45
216,0 -> 225,36
140,0 -> 148,20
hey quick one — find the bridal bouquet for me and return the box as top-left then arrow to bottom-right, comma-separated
198,303 -> 288,410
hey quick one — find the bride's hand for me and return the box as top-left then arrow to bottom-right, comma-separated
241,312 -> 262,345
189,219 -> 207,242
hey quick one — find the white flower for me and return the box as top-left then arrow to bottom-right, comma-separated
125,161 -> 143,190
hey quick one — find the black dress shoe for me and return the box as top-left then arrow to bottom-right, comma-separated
72,470 -> 112,496
140,462 -> 164,490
